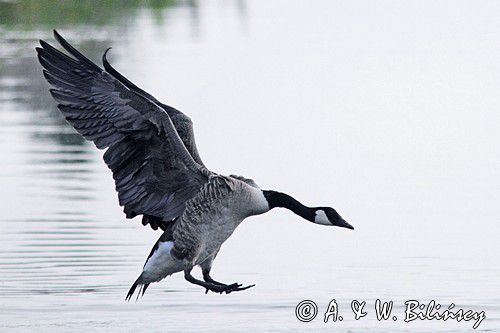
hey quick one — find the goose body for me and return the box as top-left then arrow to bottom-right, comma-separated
172,175 -> 269,264
140,176 -> 267,283
36,31 -> 354,300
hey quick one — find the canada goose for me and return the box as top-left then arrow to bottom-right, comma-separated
36,30 -> 354,300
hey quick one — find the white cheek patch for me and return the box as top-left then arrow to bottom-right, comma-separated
314,210 -> 331,225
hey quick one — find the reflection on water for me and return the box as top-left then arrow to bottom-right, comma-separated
0,1 -> 189,327
0,0 -> 178,27
1,1 -> 499,332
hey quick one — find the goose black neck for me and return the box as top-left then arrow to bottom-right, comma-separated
262,190 -> 315,222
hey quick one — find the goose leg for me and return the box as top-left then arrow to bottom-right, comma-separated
184,268 -> 234,293
200,254 -> 227,286
202,271 -> 226,286
202,268 -> 255,292
200,253 -> 255,293
184,269 -> 254,294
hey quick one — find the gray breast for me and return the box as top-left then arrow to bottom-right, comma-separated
170,175 -> 266,264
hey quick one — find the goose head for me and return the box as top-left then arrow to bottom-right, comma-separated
314,207 -> 354,229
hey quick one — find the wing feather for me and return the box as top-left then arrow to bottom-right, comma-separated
36,30 -> 209,229
102,48 -> 205,166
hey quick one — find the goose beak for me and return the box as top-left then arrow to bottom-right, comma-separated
337,218 -> 354,230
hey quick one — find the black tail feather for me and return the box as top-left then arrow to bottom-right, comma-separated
125,278 -> 139,302
126,275 -> 151,302
142,283 -> 150,296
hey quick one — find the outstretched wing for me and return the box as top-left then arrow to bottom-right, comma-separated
102,48 -> 205,167
36,30 -> 209,229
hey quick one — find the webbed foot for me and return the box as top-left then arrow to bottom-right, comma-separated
204,282 -> 255,294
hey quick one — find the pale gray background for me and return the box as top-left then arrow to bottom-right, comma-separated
1,0 -> 499,332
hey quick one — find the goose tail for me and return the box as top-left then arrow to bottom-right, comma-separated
126,274 -> 150,302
